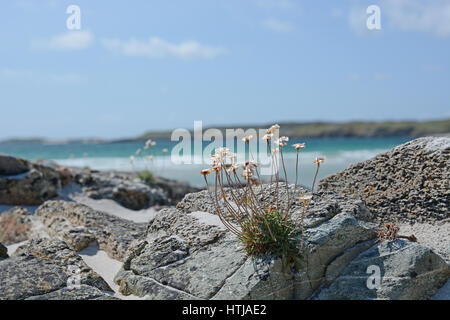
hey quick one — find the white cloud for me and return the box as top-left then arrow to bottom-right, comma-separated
101,37 -> 227,60
31,31 -> 94,51
383,0 -> 450,37
262,18 -> 294,33
1,68 -> 84,85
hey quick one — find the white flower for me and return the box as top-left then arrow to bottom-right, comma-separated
313,157 -> 325,165
267,124 -> 280,134
292,143 -> 305,150
275,136 -> 289,147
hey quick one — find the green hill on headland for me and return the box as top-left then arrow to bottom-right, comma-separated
136,119 -> 450,141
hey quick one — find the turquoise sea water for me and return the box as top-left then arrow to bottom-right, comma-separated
0,137 -> 412,187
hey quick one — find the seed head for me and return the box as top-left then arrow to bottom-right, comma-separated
200,169 -> 211,176
292,143 -> 305,150
313,157 -> 325,165
267,124 -> 280,134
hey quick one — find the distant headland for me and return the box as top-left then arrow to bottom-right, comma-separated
1,119 -> 449,144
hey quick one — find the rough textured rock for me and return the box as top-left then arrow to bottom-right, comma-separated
0,155 -> 29,176
36,200 -> 147,260
152,175 -> 201,204
73,169 -> 168,210
0,156 -> 60,205
0,207 -> 33,245
0,242 -> 7,259
25,285 -> 118,300
316,239 -> 450,300
318,137 -> 450,223
115,202 -> 377,300
0,238 -> 112,300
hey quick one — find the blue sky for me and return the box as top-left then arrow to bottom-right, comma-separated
1,0 -> 449,139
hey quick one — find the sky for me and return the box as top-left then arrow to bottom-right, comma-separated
0,0 -> 449,139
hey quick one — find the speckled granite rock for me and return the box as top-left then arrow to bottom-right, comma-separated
71,169 -> 195,210
36,200 -> 147,260
318,137 -> 450,223
0,207 -> 33,245
0,155 -> 29,176
0,238 -> 112,300
25,285 -> 118,300
0,156 -> 60,205
114,204 -> 376,300
316,239 -> 450,300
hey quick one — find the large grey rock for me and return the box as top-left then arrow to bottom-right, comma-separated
114,201 -> 376,300
0,242 -> 7,259
316,239 -> 450,300
114,208 -> 245,299
0,207 -> 33,245
0,155 -> 29,176
73,170 -> 168,210
0,238 -> 112,300
26,285 -> 118,300
318,137 -> 450,223
0,156 -> 60,205
36,200 -> 147,261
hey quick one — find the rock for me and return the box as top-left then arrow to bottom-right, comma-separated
318,137 -> 450,223
36,200 -> 147,260
0,156 -> 60,206
0,207 -> 34,245
60,226 -> 96,252
0,242 -> 7,259
316,239 -> 450,300
114,200 -> 376,300
26,285 -> 118,300
73,170 -> 167,210
114,208 -> 246,299
291,212 -> 377,299
0,155 -> 29,176
152,176 -> 201,204
56,166 -> 72,187
72,169 -> 199,210
0,238 -> 112,300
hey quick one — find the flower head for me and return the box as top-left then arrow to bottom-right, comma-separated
242,135 -> 253,143
262,133 -> 273,141
241,167 -> 254,180
275,136 -> 289,147
162,148 -> 168,153
267,124 -> 280,134
136,148 -> 142,155
292,143 -> 305,151
313,157 -> 325,165
200,169 -> 211,176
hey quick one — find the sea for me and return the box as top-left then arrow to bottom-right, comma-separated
0,137 -> 412,188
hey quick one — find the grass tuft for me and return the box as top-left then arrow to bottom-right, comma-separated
240,210 -> 300,258
138,170 -> 155,185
